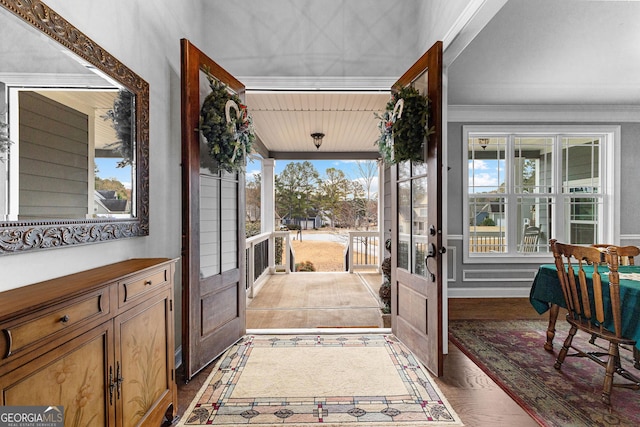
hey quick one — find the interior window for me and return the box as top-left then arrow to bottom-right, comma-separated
465,129 -> 610,260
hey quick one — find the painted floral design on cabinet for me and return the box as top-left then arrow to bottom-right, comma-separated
4,335 -> 105,426
121,301 -> 167,427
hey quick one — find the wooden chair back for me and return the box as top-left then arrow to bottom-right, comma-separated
591,244 -> 639,266
550,239 -> 623,338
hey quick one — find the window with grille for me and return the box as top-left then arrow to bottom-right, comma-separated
463,126 -> 618,262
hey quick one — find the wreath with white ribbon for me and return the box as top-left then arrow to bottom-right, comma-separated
200,71 -> 255,173
374,86 -> 433,165
0,116 -> 12,163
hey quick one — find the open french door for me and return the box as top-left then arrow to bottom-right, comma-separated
180,39 -> 246,380
391,41 -> 444,376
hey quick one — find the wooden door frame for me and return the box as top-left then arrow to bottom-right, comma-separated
180,39 -> 246,380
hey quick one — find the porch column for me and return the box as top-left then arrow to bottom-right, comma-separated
261,158 -> 275,232
378,161 -> 385,273
261,158 -> 276,271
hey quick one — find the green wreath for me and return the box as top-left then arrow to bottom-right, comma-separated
0,117 -> 12,163
200,71 -> 255,173
374,86 -> 433,165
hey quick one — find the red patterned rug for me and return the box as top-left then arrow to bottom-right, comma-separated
449,319 -> 639,427
178,334 -> 462,426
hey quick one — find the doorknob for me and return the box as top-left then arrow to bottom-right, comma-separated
426,243 -> 436,258
426,243 -> 446,257
424,243 -> 447,283
425,243 -> 436,282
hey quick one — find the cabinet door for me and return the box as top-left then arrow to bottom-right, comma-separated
0,322 -> 115,427
114,288 -> 174,427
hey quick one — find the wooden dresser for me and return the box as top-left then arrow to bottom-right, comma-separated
0,258 -> 178,427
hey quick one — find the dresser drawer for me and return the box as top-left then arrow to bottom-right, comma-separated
118,266 -> 170,308
0,288 -> 110,360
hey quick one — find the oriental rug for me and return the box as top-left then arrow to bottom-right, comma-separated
449,320 -> 639,427
178,334 -> 462,426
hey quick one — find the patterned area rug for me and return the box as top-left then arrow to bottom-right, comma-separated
178,334 -> 463,426
449,320 -> 639,427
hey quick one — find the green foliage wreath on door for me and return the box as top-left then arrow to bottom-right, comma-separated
375,86 -> 433,165
200,69 -> 255,173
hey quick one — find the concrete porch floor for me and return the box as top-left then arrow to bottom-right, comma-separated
246,271 -> 385,329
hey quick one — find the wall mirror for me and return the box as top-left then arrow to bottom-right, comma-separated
0,0 -> 149,254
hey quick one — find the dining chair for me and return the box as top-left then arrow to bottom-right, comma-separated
550,239 -> 640,406
588,244 -> 640,351
519,225 -> 540,253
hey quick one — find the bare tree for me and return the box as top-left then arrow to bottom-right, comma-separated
352,160 -> 378,229
246,173 -> 261,220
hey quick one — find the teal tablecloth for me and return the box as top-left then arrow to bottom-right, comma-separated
530,264 -> 640,351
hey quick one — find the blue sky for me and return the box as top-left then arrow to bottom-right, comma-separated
94,157 -> 379,195
468,159 -> 504,193
247,159 -> 372,178
95,157 -> 132,189
246,159 -> 379,196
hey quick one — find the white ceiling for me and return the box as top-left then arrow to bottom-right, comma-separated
234,0 -> 640,158
448,0 -> 640,105
245,91 -> 390,158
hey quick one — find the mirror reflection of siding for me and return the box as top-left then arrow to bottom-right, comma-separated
18,92 -> 88,220
0,83 -> 6,220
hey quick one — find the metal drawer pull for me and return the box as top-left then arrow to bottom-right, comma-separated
109,366 -> 115,405
145,280 -> 152,286
116,362 -> 123,399
60,315 -> 70,323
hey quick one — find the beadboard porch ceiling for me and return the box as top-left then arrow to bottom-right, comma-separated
244,90 -> 390,159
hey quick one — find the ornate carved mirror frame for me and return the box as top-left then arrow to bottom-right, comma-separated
0,0 -> 149,254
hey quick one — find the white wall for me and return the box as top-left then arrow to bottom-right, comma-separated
417,0 -> 471,53
0,0 -> 203,292
0,0 -> 208,350
199,0 -> 427,79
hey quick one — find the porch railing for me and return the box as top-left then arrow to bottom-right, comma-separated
273,231 -> 294,273
345,231 -> 380,273
469,235 -> 505,253
246,230 -> 380,297
245,232 -> 271,298
245,231 -> 295,297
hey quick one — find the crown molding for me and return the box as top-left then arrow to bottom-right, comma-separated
442,0 -> 509,67
448,104 -> 640,123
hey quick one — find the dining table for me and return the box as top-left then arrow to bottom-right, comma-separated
529,263 -> 640,368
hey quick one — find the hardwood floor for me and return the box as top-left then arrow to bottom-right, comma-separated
435,298 -> 542,427
174,297 -> 543,426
